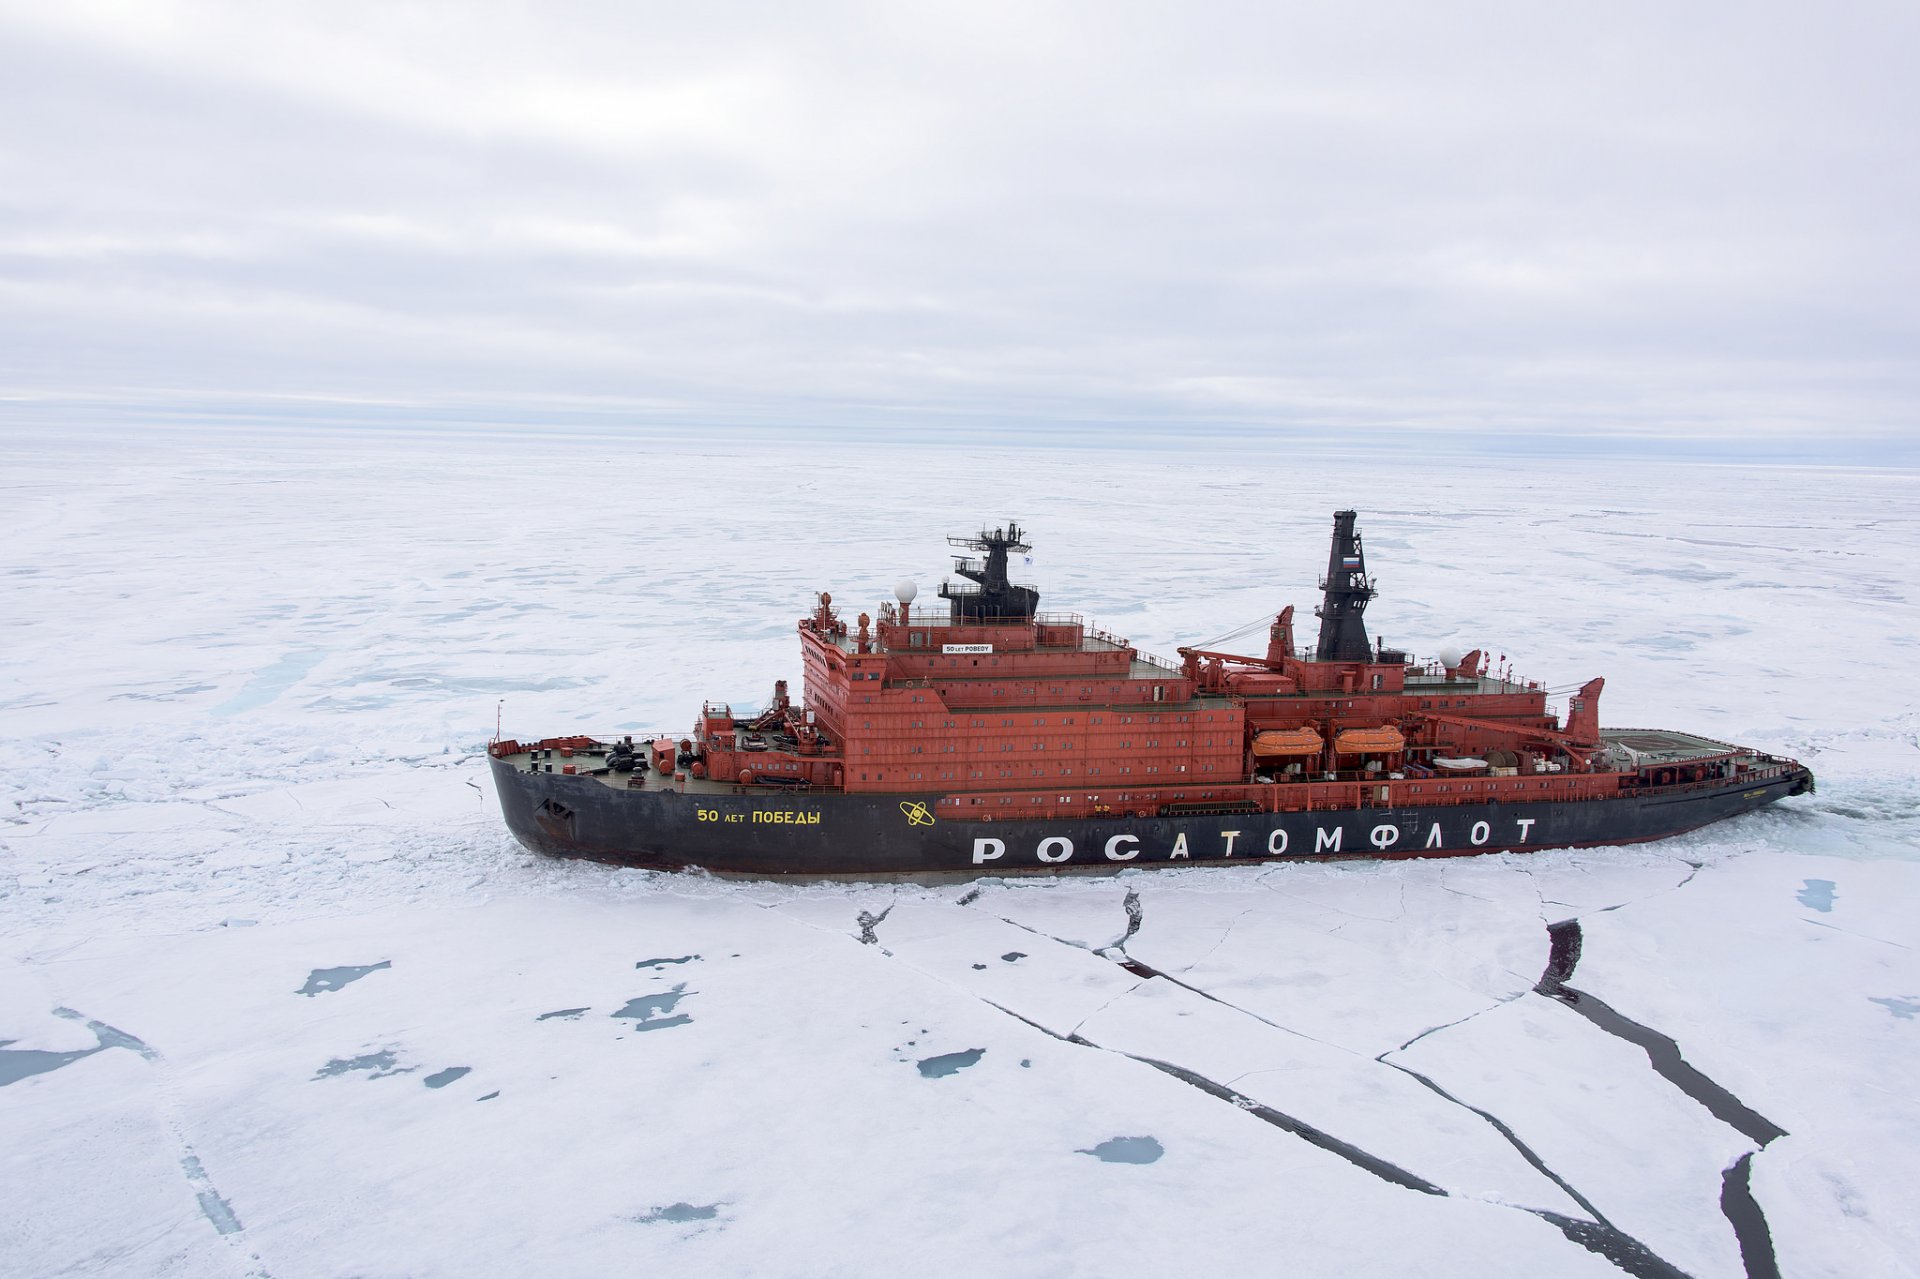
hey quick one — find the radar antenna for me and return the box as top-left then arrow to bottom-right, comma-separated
939,522 -> 1040,623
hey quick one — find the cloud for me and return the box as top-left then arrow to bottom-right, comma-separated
1,1 -> 1915,454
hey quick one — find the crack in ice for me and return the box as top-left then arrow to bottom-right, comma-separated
1532,919 -> 1789,1279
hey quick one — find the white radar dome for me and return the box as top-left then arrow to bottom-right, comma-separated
1438,646 -> 1464,669
894,579 -> 919,603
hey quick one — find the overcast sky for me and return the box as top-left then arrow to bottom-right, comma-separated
2,1 -> 1915,454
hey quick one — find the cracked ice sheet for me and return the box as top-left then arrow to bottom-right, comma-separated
4,895 -> 1623,1279
1433,846 -> 1707,920
1390,992 -> 1753,1279
852,899 -> 1143,1036
1121,864 -> 1546,1055
1075,976 -> 1584,1215
965,879 -> 1138,950
1571,851 -> 1920,1279
0,1047 -> 238,1277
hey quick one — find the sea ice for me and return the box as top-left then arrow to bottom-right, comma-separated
2,437 -> 1916,1277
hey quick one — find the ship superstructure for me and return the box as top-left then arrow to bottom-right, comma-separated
488,513 -> 1812,874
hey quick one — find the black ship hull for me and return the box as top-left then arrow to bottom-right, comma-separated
490,755 -> 1814,877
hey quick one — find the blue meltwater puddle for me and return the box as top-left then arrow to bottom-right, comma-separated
297,961 -> 391,997
1079,1136 -> 1164,1164
611,985 -> 694,1032
916,1049 -> 984,1078
1796,879 -> 1836,912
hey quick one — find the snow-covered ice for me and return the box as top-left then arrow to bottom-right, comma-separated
3,434 -> 1917,1277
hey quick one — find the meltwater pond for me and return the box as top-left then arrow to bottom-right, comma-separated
1079,1136 -> 1165,1165
296,961 -> 391,997
916,1048 -> 985,1078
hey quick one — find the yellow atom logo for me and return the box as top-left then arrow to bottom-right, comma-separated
899,801 -> 936,827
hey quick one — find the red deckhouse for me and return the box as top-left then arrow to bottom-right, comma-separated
687,514 -> 1649,825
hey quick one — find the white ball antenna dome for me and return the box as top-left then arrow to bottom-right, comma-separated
894,579 -> 918,604
1438,645 -> 1464,669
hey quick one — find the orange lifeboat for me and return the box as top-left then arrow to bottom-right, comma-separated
1334,726 -> 1406,755
1252,728 -> 1323,758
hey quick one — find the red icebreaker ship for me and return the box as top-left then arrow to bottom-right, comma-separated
489,512 -> 1813,875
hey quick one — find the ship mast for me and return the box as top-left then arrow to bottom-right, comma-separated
940,522 -> 1040,623
1314,509 -> 1375,662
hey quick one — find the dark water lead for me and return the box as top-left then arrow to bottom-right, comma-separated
1536,922 -> 1785,1147
633,1202 -> 721,1225
1534,921 -> 1787,1279
635,955 -> 700,970
1117,1049 -> 1443,1195
1537,920 -> 1583,990
313,1049 -> 414,1080
297,961 -> 391,997
1796,880 -> 1836,913
1553,984 -> 1785,1146
1001,951 -> 1027,963
1079,1136 -> 1163,1164
917,1048 -> 985,1078
611,984 -> 694,1033
536,1007 -> 590,1021
1722,1153 -> 1782,1279
424,1066 -> 471,1089
1133,1042 -> 1696,1279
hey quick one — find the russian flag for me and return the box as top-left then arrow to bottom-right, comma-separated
1341,555 -> 1361,567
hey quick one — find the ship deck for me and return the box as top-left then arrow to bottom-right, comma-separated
1599,728 -> 1740,764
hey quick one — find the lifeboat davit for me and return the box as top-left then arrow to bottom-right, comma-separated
1334,726 -> 1406,755
1252,728 -> 1323,758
